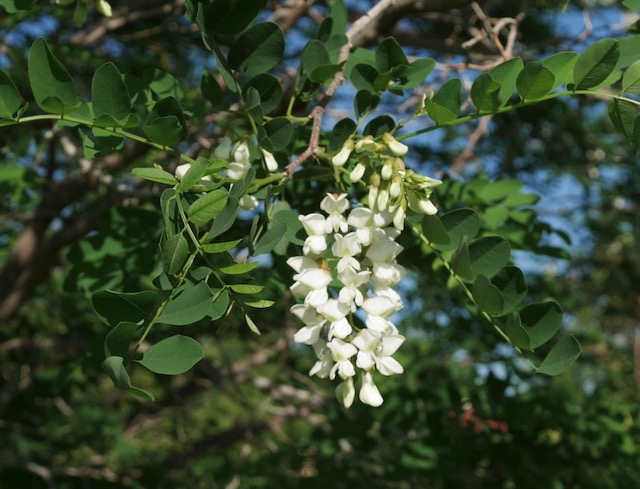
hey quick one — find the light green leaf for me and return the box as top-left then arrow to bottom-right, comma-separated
542,51 -> 578,90
28,38 -> 78,114
219,262 -> 259,275
537,335 -> 581,376
516,61 -> 555,100
92,62 -> 131,126
228,22 -> 285,76
131,167 -> 177,185
104,321 -> 140,358
102,356 -> 131,389
188,189 -> 228,226
520,301 -> 563,349
394,58 -> 435,90
488,57 -> 524,106
202,239 -> 242,254
608,100 -> 638,145
573,38 -> 619,90
229,284 -> 264,294
157,282 -> 214,326
622,59 -> 640,94
244,299 -> 275,309
302,40 -> 330,78
0,70 -> 22,118
92,290 -> 159,328
163,233 -> 189,275
425,78 -> 463,124
470,72 -> 501,113
137,335 -> 204,375
208,289 -> 230,320
180,157 -> 209,191
245,314 -> 261,335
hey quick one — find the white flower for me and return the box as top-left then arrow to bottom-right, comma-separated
337,267 -> 370,310
317,299 -> 352,339
174,163 -> 191,180
327,338 -> 357,380
392,205 -> 405,230
332,140 -> 354,167
332,233 -> 362,273
359,370 -> 383,407
355,137 -> 379,153
350,162 -> 366,183
309,340 -> 333,378
335,377 -> 355,408
353,329 -> 405,376
375,286 -> 404,312
320,193 -> 349,233
261,149 -> 279,172
383,132 -> 408,156
226,162 -> 251,180
234,141 -> 251,164
299,214 -> 328,256
372,262 -> 406,287
366,236 -> 403,263
239,194 -> 258,210
213,137 -> 232,159
362,296 -> 397,318
291,304 -> 326,345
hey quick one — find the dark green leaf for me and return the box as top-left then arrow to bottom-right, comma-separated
329,118 -> 357,151
470,73 -> 501,113
180,157 -> 209,191
421,214 -> 451,245
520,301 -> 563,349
201,71 -> 228,110
104,321 -> 140,357
163,233 -> 189,275
208,289 -> 230,320
608,100 -> 638,145
0,70 -> 22,118
243,74 -> 283,114
157,282 -> 213,326
92,62 -> 131,126
471,275 -> 504,315
207,196 -> 240,240
468,237 -> 511,278
102,356 -> 131,389
516,61 -> 555,101
363,115 -> 395,137
436,208 -> 481,251
92,290 -> 159,328
261,117 -> 294,151
491,266 -> 527,314
28,38 -> 78,114
202,239 -> 242,254
488,57 -> 523,106
537,335 -> 581,376
302,40 -> 330,77
394,58 -> 435,90
228,22 -> 285,76
354,90 -> 381,117
425,78 -> 463,124
204,0 -> 267,35
143,96 -> 187,146
503,313 -> 531,349
350,64 -> 379,93
622,59 -> 640,93
451,239 -> 473,281
573,38 -> 619,90
253,221 -> 287,255
138,335 -> 204,375
376,37 -> 408,73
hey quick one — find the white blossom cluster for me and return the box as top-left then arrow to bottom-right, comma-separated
288,193 -> 408,407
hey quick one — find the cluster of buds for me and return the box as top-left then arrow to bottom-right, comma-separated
288,193 -> 408,407
331,133 -> 442,228
174,138 -> 279,210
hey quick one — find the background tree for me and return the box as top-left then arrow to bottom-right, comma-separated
1,0 -> 639,487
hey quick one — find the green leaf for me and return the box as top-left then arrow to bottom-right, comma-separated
92,290 -> 158,328
350,64 -> 379,93
491,266 -> 527,314
253,221 -> 287,255
204,0 -> 267,35
451,240 -> 473,281
542,52 -> 578,90
516,61 -> 555,101
470,73 -> 501,113
309,64 -> 341,84
143,96 -> 187,146
128,386 -> 155,401
179,157 -> 209,191
92,62 -> 131,126
104,321 -> 139,358
219,262 -> 259,275
471,275 -> 504,315
229,284 -> 264,294
207,196 -> 240,240
245,314 -> 261,335
131,167 -> 177,185
436,208 -> 481,251
394,58 -> 435,90
0,70 -> 22,118
468,237 -> 511,278
188,189 -> 228,226
363,115 -> 395,137
0,0 -> 35,13
302,40 -> 331,77
143,68 -> 185,101
537,335 -> 581,376
261,117 -> 294,152
157,282 -> 213,326
488,57 -> 524,106
425,78 -> 463,124
202,239 -> 242,254
228,22 -> 285,76
622,59 -> 640,94
208,289 -> 230,320
163,233 -> 189,275
201,71 -> 228,110
137,335 -> 204,375
608,100 -> 638,145
102,356 -> 131,389
520,301 -> 563,349
243,74 -> 283,114
503,313 -> 531,350
476,179 -> 523,202
573,38 -> 619,90
28,38 -> 78,114
421,214 -> 451,245
244,299 -> 275,309
623,0 -> 640,10
376,37 -> 408,73
329,118 -> 357,151
354,90 -> 381,117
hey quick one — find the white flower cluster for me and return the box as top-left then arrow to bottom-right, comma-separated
288,193 -> 408,407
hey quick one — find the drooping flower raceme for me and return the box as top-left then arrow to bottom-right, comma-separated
288,192 -> 409,407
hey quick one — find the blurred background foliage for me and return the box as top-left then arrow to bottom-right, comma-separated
1,0 -> 639,488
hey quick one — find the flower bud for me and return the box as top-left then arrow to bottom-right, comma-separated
368,186 -> 379,210
96,0 -> 113,17
174,163 -> 191,180
331,139 -> 354,167
261,149 -> 279,172
383,133 -> 408,156
381,161 -> 393,180
389,178 -> 402,199
350,162 -> 366,183
233,140 -> 251,164
418,197 -> 438,215
355,136 -> 378,153
377,189 -> 390,211
393,205 -> 405,230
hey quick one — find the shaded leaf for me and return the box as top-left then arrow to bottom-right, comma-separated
104,321 -> 140,358
468,236 -> 511,278
157,282 -> 213,326
138,335 -> 204,375
228,22 -> 285,76
520,301 -> 563,349
573,38 -> 619,90
102,356 -> 131,389
163,233 -> 189,275
0,70 -> 22,118
537,335 -> 581,376
92,290 -> 159,328
92,62 -> 131,126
